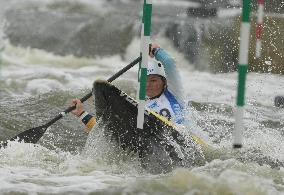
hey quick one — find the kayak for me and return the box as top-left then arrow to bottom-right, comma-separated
93,80 -> 206,174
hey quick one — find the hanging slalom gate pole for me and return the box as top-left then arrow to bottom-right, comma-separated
137,0 -> 152,129
136,4 -> 144,102
255,0 -> 265,58
233,0 -> 252,148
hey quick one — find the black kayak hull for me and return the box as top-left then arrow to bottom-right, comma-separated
93,80 -> 205,173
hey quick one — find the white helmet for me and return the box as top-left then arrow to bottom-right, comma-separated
147,60 -> 166,78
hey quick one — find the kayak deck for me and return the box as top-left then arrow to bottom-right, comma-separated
93,80 -> 205,173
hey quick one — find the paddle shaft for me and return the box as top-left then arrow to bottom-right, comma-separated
0,57 -> 141,148
44,56 -> 141,128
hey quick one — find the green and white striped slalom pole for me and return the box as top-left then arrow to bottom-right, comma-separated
137,0 -> 152,129
233,0 -> 252,148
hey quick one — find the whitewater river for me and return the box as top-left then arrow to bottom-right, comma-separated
1,0 -> 284,195
1,37 -> 284,194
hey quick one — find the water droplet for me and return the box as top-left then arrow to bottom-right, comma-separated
265,60 -> 272,65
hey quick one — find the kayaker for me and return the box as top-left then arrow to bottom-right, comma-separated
71,44 -> 185,132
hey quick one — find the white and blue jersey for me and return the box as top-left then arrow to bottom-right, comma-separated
146,48 -> 185,124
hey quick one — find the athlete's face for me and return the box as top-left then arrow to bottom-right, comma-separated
146,75 -> 165,98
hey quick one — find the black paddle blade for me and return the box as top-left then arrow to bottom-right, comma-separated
0,125 -> 48,149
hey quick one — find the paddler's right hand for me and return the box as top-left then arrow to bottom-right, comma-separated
71,99 -> 85,117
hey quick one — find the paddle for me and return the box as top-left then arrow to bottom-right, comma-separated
0,56 -> 141,148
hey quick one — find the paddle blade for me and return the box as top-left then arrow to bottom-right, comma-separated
0,125 -> 48,149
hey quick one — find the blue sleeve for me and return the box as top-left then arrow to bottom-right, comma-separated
154,48 -> 185,106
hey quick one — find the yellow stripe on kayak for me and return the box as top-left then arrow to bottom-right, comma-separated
192,135 -> 209,148
147,110 -> 208,149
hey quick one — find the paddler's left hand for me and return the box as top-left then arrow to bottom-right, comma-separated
71,99 -> 85,117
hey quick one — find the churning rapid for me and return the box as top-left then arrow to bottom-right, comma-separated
1,0 -> 284,194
